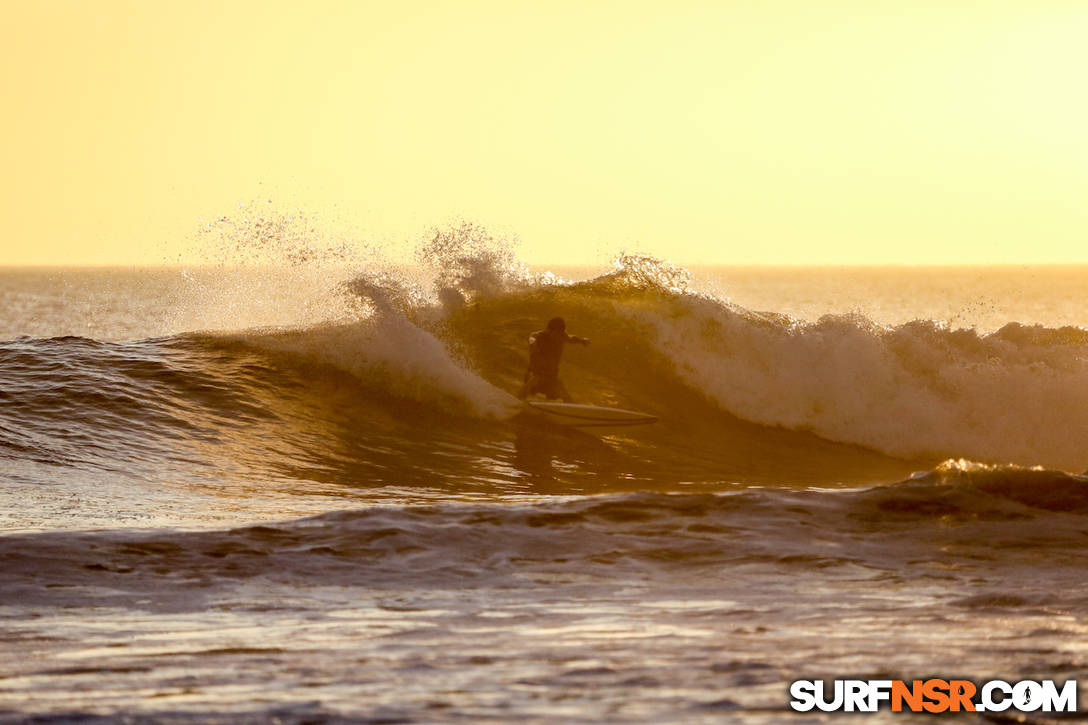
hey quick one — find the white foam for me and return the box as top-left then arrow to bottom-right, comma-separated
623,292 -> 1088,471
235,310 -> 519,420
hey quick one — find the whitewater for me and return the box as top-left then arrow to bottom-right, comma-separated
3,227 -> 1088,723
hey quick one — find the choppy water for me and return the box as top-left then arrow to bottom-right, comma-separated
3,246 -> 1088,723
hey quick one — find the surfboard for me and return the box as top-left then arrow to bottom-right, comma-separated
524,401 -> 658,428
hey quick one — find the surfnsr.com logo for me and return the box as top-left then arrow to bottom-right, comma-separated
789,679 -> 1077,713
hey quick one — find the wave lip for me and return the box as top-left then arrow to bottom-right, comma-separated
857,459 -> 1088,519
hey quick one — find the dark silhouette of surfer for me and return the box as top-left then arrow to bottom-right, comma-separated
519,317 -> 590,402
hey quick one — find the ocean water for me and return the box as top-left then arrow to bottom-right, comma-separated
3,251 -> 1088,723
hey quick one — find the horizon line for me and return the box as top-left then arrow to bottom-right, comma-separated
5,260 -> 1088,270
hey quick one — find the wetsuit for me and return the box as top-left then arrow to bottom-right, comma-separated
520,328 -> 586,401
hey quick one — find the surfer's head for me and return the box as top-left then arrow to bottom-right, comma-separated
547,317 -> 566,332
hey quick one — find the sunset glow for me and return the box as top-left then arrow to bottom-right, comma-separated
2,0 -> 1086,265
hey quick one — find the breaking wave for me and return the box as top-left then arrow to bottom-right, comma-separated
5,222 -> 1088,499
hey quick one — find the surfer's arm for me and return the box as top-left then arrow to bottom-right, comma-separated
566,335 -> 590,346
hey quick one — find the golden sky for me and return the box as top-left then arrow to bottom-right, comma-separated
1,0 -> 1086,265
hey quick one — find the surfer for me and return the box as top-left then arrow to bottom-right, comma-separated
519,317 -> 590,402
